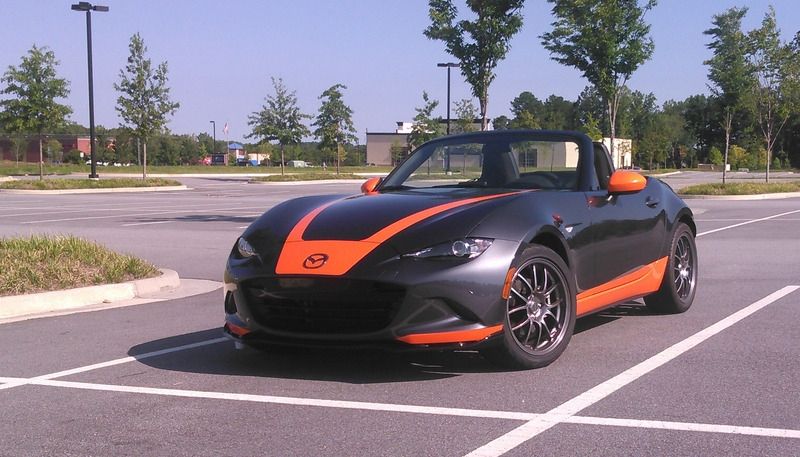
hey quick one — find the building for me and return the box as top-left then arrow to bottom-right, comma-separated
0,134 -> 91,162
603,137 -> 632,169
365,122 -> 411,166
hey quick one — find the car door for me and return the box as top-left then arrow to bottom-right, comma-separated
582,144 -> 666,290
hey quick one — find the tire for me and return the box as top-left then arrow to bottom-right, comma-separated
644,223 -> 698,314
482,245 -> 576,369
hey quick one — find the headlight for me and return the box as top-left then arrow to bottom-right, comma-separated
404,238 -> 493,259
237,237 -> 258,258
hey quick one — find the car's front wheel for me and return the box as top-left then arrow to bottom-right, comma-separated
483,245 -> 576,369
644,222 -> 698,314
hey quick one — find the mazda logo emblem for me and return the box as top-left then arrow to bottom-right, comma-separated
303,253 -> 329,269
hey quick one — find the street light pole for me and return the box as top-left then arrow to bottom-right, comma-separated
437,62 -> 460,135
209,120 -> 216,158
71,2 -> 108,180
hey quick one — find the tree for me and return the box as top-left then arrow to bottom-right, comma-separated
510,91 -> 544,120
704,7 -> 753,184
492,115 -> 511,130
425,0 -> 525,130
510,110 -> 539,129
453,98 -> 478,133
541,0 -> 657,160
541,95 -> 576,130
247,77 -> 310,175
408,91 -> 443,150
312,84 -> 357,174
746,7 -> 800,182
0,45 -> 72,179
115,33 -> 179,179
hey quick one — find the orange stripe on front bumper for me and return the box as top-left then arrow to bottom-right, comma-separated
397,324 -> 504,345
224,322 -> 251,337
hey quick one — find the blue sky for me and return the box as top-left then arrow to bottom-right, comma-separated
2,1 -> 799,143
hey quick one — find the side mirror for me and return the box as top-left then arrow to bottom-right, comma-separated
608,170 -> 646,194
361,176 -> 382,194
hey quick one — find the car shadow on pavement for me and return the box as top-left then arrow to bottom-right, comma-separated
129,328 -> 508,384
124,214 -> 258,224
574,300 -> 654,335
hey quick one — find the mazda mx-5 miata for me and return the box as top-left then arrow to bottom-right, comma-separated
223,130 -> 697,369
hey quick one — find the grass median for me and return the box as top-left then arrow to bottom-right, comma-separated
0,177 -> 181,190
251,173 -> 364,182
0,235 -> 159,297
679,181 -> 800,195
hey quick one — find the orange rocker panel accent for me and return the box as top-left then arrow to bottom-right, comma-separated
576,256 -> 668,316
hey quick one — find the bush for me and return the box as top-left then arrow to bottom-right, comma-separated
63,149 -> 84,165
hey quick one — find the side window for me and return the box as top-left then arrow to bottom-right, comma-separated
508,141 -> 579,190
593,143 -> 612,190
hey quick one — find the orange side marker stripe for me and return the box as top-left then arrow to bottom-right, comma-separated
397,325 -> 504,345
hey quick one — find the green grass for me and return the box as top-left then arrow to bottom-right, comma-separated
0,235 -> 159,297
251,173 -> 365,182
0,178 -> 181,190
679,181 -> 800,195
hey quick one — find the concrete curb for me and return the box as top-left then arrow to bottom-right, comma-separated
679,191 -> 800,201
0,176 -> 15,182
0,185 -> 189,195
648,171 -> 681,177
0,269 -> 180,320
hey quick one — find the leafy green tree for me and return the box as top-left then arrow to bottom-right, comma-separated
510,110 -> 539,129
45,138 -> 63,163
510,91 -> 544,120
248,77 -> 310,175
115,33 -> 179,178
0,45 -> 72,179
492,115 -> 510,130
574,86 -> 607,133
312,83 -> 357,174
453,98 -> 478,134
408,91 -> 443,149
704,7 -> 753,183
541,95 -> 576,130
541,0 -> 657,160
708,146 -> 723,165
746,6 -> 800,182
425,0 -> 525,130
8,136 -> 29,165
580,114 -> 603,141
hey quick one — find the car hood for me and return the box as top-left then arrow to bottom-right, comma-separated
241,188 -> 525,276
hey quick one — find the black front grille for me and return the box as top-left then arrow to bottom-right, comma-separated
242,278 -> 405,334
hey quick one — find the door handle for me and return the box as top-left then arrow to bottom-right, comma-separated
646,198 -> 660,208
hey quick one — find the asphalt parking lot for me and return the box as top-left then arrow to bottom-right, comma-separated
1,174 -> 799,456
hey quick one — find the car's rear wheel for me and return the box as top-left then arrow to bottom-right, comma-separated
483,245 -> 576,369
644,223 -> 697,314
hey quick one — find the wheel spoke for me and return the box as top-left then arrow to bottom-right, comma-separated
517,274 -> 534,295
512,318 -> 530,331
511,288 -> 528,302
508,304 -> 528,315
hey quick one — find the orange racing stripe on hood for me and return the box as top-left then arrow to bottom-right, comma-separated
275,192 -> 521,276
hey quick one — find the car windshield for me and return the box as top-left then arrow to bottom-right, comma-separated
380,133 -> 581,191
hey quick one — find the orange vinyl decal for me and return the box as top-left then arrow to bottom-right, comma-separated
576,256 -> 668,316
275,192 -> 521,276
397,324 -> 504,345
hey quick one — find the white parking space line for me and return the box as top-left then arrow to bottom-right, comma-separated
121,221 -> 174,227
464,285 -> 800,457
0,376 -> 797,441
567,416 -> 800,439
0,337 -> 227,391
697,209 -> 800,238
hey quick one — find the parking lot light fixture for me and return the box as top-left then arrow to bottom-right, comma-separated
71,2 -> 109,180
437,62 -> 460,135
